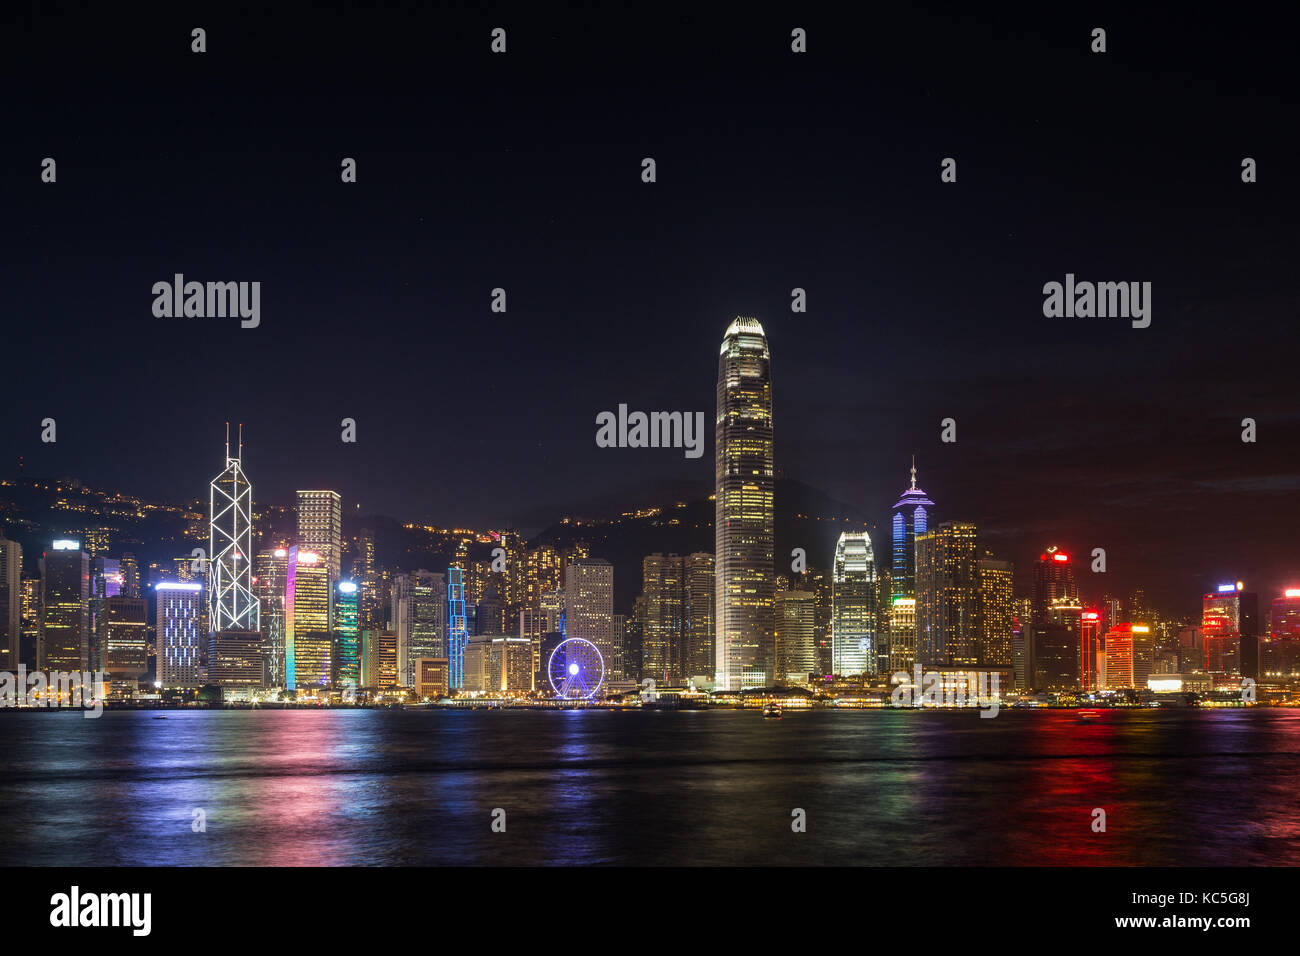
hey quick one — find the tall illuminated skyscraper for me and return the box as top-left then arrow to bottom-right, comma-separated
210,426 -> 259,634
41,540 -> 89,671
915,521 -> 979,667
831,532 -> 878,676
253,547 -> 289,687
0,535 -> 20,669
891,459 -> 934,602
564,558 -> 614,685
297,490 -> 343,582
775,589 -> 817,683
714,316 -> 775,690
335,581 -> 360,688
285,547 -> 331,688
157,581 -> 203,688
448,566 -> 468,689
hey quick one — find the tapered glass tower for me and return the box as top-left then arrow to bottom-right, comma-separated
832,531 -> 877,676
714,316 -> 775,690
209,425 -> 260,634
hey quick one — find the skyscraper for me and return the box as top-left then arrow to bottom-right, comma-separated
891,459 -> 934,602
210,426 -> 260,634
335,581 -> 360,688
0,535 -> 20,669
157,581 -> 204,688
1202,583 -> 1258,676
976,557 -> 1015,668
285,547 -> 331,688
253,547 -> 289,687
297,490 -> 343,582
448,566 -> 469,689
104,594 -> 148,681
914,521 -> 979,668
714,316 -> 775,690
642,553 -> 685,683
831,531 -> 878,676
775,589 -> 817,683
41,540 -> 89,672
683,552 -> 715,681
564,558 -> 614,684
1028,548 -> 1078,689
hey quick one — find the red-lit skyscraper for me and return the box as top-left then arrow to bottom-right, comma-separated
1081,611 -> 1102,692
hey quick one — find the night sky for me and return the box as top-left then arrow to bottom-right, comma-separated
5,4 -> 1298,614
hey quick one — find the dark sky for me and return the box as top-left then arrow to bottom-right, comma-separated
5,3 -> 1298,615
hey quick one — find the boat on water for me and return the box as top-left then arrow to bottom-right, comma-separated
761,703 -> 783,718
1076,709 -> 1099,722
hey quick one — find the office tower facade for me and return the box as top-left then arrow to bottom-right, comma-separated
88,555 -> 121,673
0,535 -> 20,669
683,552 -> 715,680
775,589 -> 817,683
414,657 -> 450,698
285,547 -> 331,688
392,570 -> 446,687
210,428 -> 260,635
714,316 -> 775,690
891,459 -> 934,602
41,540 -> 90,672
157,582 -> 204,687
104,595 -> 148,680
361,629 -> 398,689
793,567 -> 833,676
208,630 -> 264,689
119,552 -> 140,598
1027,548 -> 1079,688
976,558 -> 1015,667
1081,611 -> 1102,692
888,598 -> 917,674
253,547 -> 289,687
642,553 -> 685,683
297,490 -> 343,581
1034,597 -> 1083,692
831,532 -> 878,676
449,567 -> 470,686
1271,588 -> 1300,639
335,581 -> 360,688
20,577 -> 41,668
1202,583 -> 1259,676
564,558 -> 614,684
914,521 -> 979,668
486,636 -> 534,692
1101,623 -> 1155,690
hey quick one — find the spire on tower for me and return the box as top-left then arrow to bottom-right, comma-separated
225,422 -> 230,460
910,455 -> 918,490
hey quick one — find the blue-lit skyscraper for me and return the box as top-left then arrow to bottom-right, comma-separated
892,458 -> 935,601
448,566 -> 468,689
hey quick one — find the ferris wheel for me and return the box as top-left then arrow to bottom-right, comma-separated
548,637 -> 605,699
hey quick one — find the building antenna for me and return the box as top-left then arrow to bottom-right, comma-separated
225,422 -> 230,460
910,455 -> 918,490
238,423 -> 243,460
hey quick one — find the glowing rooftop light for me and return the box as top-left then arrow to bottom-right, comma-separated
156,582 -> 202,591
338,581 -> 358,593
1286,589 -> 1300,598
297,551 -> 321,565
1217,584 -> 1236,593
51,539 -> 80,551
